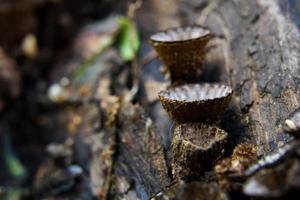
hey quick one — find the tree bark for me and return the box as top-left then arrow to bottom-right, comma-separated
112,0 -> 300,198
41,0 -> 300,199
188,0 -> 300,155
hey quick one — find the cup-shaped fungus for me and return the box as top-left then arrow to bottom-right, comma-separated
172,123 -> 228,180
158,83 -> 233,123
150,26 -> 212,83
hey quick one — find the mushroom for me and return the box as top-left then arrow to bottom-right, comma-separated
150,26 -> 212,84
172,123 -> 228,180
157,83 -> 232,180
158,83 -> 233,123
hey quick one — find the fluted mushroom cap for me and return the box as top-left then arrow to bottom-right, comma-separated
150,26 -> 212,83
158,83 -> 233,123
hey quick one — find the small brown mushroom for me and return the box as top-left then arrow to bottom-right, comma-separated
172,123 -> 228,180
150,26 -> 212,83
158,83 -> 233,123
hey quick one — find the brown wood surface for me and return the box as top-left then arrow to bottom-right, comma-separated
34,0 -> 300,199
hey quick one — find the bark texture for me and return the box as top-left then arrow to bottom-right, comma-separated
187,0 -> 300,155
133,0 -> 300,198
38,0 -> 300,199
140,0 -> 300,155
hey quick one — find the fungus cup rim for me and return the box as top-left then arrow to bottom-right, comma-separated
158,83 -> 233,104
149,25 -> 212,45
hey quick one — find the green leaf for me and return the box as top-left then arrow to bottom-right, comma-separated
117,16 -> 140,61
4,152 -> 25,179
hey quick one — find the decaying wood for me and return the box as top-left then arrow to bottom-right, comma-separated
140,0 -> 300,197
154,181 -> 229,200
185,0 -> 300,155
138,0 -> 300,155
30,0 -> 300,199
110,101 -> 171,199
243,157 -> 300,198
